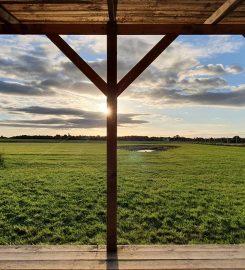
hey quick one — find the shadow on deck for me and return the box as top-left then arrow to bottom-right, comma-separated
0,245 -> 244,269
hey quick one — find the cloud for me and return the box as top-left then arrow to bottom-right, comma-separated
0,118 -> 106,129
0,35 -> 244,108
1,105 -> 148,129
6,106 -> 91,116
180,77 -> 228,92
186,64 -> 243,77
0,81 -> 55,96
117,37 -> 244,108
63,35 -> 106,55
129,84 -> 245,107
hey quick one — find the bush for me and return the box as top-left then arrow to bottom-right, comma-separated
0,153 -> 5,168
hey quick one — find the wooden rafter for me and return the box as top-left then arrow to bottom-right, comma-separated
0,23 -> 244,35
204,0 -> 244,24
0,4 -> 18,23
117,34 -> 177,96
47,34 -> 107,96
108,0 -> 118,22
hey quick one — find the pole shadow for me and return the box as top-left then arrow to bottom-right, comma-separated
106,250 -> 119,270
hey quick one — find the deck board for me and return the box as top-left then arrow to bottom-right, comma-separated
0,245 -> 244,270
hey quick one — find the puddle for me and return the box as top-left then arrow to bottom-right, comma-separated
118,145 -> 180,152
137,149 -> 155,153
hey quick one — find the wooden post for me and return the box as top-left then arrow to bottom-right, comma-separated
107,21 -> 117,252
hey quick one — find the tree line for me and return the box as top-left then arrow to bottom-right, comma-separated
0,134 -> 245,143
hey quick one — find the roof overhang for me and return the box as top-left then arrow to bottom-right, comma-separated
0,0 -> 244,35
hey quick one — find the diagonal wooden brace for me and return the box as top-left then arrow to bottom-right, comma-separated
204,0 -> 244,24
117,34 -> 177,96
47,34 -> 108,96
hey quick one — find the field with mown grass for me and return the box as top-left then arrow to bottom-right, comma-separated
0,142 -> 244,245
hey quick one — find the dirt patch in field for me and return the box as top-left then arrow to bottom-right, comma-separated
118,145 -> 180,152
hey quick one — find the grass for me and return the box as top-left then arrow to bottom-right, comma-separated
0,142 -> 244,245
0,153 -> 4,168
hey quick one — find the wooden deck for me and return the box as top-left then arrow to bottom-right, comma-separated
0,245 -> 244,270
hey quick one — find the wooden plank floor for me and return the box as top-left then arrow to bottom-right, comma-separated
0,245 -> 244,270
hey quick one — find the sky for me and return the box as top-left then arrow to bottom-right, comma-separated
0,34 -> 244,138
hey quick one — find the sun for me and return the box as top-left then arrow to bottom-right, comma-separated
99,103 -> 111,116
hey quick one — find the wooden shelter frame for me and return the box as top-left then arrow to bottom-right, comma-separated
0,0 -> 244,252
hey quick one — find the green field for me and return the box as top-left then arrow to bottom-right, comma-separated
0,142 -> 244,245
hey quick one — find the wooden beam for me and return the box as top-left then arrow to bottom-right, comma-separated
47,34 -> 107,96
116,23 -> 245,35
0,4 -> 19,23
0,23 -> 244,35
108,0 -> 118,22
0,0 -> 92,3
0,23 -> 107,35
204,0 -> 244,24
117,34 -> 177,96
106,21 -> 117,252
